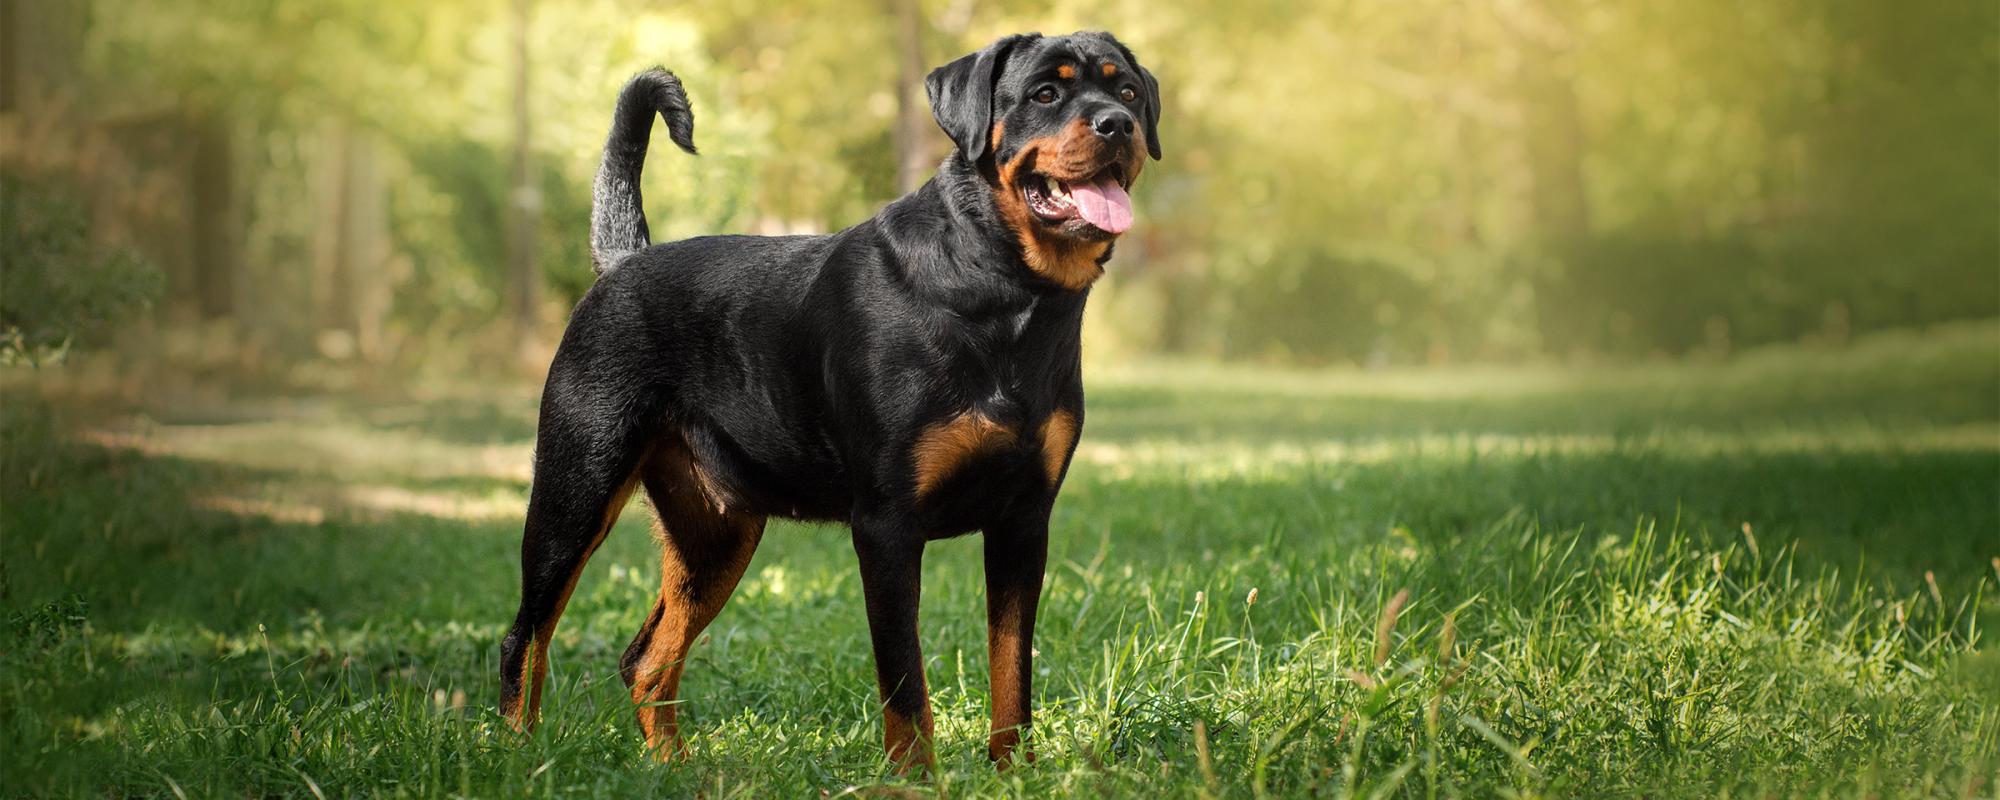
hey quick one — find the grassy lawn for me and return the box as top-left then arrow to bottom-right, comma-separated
3,321 -> 1997,798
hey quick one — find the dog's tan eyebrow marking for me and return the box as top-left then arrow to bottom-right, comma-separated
1056,63 -> 1077,80
1100,62 -> 1118,77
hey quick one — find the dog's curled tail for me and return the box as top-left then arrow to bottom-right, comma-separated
590,67 -> 698,274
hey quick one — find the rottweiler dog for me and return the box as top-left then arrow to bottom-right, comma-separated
498,31 -> 1162,771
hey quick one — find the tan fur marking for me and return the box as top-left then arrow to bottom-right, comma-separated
510,474 -> 639,732
885,704 -> 937,773
1056,63 -> 1077,79
627,439 -> 766,760
912,412 -> 1017,497
1100,62 -> 1118,77
1037,410 -> 1077,488
986,612 -> 1032,765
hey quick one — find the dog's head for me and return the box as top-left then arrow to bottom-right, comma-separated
927,32 -> 1163,290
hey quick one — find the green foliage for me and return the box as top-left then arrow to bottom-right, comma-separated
30,0 -> 2000,365
0,179 -> 161,365
8,595 -> 89,651
1116,0 -> 1999,362
1220,244 -> 1430,364
3,325 -> 1995,796
1537,232 -> 1808,357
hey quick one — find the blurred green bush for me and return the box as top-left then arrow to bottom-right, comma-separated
2,0 -> 1991,371
0,178 -> 161,365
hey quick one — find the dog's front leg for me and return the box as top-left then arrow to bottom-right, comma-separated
851,512 -> 935,774
983,510 -> 1049,767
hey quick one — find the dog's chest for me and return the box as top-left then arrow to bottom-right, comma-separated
898,293 -> 1081,530
908,403 -> 1066,534
938,312 -> 1046,430
910,373 -> 1071,514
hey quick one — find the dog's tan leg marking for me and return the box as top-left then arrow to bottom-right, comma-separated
986,582 -> 1032,765
623,440 -> 765,760
506,475 -> 640,732
883,700 -> 937,773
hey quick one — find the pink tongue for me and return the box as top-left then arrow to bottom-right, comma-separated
1068,176 -> 1133,234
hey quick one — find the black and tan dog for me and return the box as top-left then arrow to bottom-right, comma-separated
498,31 -> 1161,770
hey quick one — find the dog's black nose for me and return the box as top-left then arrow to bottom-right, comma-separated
1093,111 -> 1135,142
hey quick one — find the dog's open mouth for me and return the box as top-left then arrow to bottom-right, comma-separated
1023,168 -> 1133,235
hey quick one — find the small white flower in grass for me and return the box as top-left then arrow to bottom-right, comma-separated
1194,590 -> 1205,605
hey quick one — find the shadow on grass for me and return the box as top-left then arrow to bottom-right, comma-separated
1084,376 -> 2000,445
134,388 -> 542,447
1058,443 -> 1998,591
0,438 -> 529,633
6,389 -> 1993,636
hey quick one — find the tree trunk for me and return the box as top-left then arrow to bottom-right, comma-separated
506,0 -> 542,352
312,119 -> 354,347
0,0 -> 83,113
189,114 -> 240,321
1499,0 -> 1593,354
890,0 -> 929,194
0,0 -> 20,114
344,134 -> 391,362
1519,58 -> 1589,240
1507,0 -> 1590,241
308,121 -> 391,362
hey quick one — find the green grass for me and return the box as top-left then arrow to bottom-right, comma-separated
4,320 -> 1997,798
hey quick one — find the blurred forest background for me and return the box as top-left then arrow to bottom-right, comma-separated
1,0 -> 1995,379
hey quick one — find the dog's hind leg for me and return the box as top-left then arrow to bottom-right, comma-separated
618,438 -> 764,759
498,406 -> 649,733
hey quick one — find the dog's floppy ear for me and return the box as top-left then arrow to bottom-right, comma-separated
927,34 -> 1031,164
1108,39 -> 1164,161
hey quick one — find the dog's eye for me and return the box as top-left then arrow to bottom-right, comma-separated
1119,86 -> 1138,103
1033,87 -> 1059,104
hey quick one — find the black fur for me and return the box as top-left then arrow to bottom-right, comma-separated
925,34 -> 1030,164
591,68 -> 697,273
500,31 -> 1164,767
